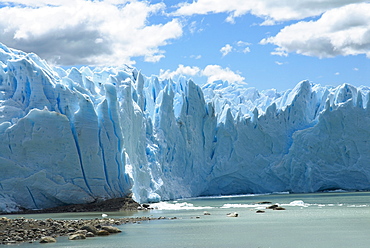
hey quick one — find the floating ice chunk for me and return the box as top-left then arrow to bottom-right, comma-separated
288,200 -> 306,207
150,202 -> 213,210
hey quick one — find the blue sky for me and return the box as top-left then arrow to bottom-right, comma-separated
1,0 -> 370,91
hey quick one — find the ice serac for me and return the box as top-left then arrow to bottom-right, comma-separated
1,43 -> 370,212
0,44 -> 132,211
274,85 -> 370,192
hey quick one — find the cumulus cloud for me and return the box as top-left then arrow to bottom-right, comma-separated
0,0 -> 74,6
235,41 -> 250,54
202,65 -> 245,84
260,3 -> 370,58
0,0 -> 183,66
242,47 -> 251,53
219,41 -> 250,56
173,0 -> 365,24
236,41 -> 250,46
220,44 -> 233,56
159,64 -> 201,80
159,64 -> 245,84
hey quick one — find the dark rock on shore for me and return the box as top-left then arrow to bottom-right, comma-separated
142,204 -> 150,209
4,197 -> 140,215
137,203 -> 154,210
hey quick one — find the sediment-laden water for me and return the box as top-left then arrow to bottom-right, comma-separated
15,191 -> 370,248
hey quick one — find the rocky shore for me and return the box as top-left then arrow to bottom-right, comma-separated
0,215 -> 162,245
0,196 -> 157,245
7,196 -> 141,214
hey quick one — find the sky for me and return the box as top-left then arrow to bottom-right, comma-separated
1,0 -> 370,91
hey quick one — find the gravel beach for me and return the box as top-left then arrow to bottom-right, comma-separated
0,215 -> 163,245
0,197 -> 159,245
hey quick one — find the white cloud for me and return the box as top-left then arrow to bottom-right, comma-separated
190,54 -> 202,59
220,44 -> 233,56
0,0 -> 183,66
236,40 -> 251,53
354,67 -> 359,71
189,21 -> 198,34
159,64 -> 201,80
219,41 -> 250,56
173,0 -> 365,24
260,3 -> 370,58
202,65 -> 245,84
0,0 -> 74,6
242,47 -> 251,53
159,64 -> 245,84
237,41 -> 251,46
188,20 -> 205,34
275,61 -> 283,65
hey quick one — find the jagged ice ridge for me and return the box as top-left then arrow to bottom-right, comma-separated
1,43 -> 370,212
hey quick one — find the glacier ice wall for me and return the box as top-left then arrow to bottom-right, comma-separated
1,43 -> 370,212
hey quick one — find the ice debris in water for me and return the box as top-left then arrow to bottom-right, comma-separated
150,202 -> 213,210
288,200 -> 306,207
1,43 -> 370,212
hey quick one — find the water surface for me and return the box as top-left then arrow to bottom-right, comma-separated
16,191 -> 370,248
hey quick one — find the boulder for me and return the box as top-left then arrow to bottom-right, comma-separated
39,236 -> 56,243
266,204 -> 279,209
68,234 -> 86,240
142,204 -> 150,208
256,201 -> 272,204
101,226 -> 122,233
96,230 -> 110,236
80,225 -> 97,234
273,207 -> 286,210
226,212 -> 238,217
74,230 -> 87,235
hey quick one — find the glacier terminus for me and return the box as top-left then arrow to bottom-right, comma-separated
1,43 -> 370,213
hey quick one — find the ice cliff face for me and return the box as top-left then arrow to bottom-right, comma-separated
1,43 -> 370,212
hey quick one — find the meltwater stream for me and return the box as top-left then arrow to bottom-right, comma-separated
17,191 -> 370,248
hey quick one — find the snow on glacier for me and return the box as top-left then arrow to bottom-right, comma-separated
1,43 -> 370,212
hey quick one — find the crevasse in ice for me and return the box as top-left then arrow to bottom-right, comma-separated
1,43 -> 370,212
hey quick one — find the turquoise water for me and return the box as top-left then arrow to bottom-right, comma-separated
16,191 -> 370,247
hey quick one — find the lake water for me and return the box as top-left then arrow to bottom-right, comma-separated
16,191 -> 370,248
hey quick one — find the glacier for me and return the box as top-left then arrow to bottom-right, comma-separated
1,43 -> 370,212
